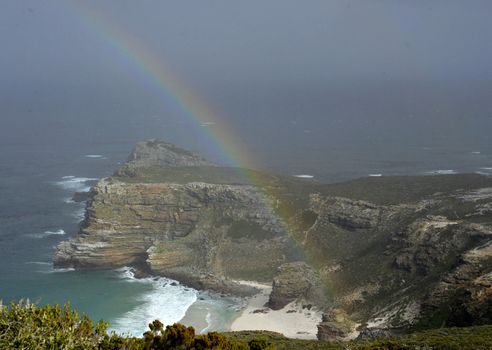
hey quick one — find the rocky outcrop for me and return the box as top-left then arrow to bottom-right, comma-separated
311,196 -> 382,230
54,177 -> 291,296
71,191 -> 90,203
268,262 -> 326,310
123,139 -> 215,169
317,309 -> 358,340
418,236 -> 492,328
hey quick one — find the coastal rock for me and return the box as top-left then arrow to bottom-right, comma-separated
317,309 -> 358,340
121,139 -> 215,171
71,191 -> 91,203
268,262 -> 325,310
54,177 -> 292,295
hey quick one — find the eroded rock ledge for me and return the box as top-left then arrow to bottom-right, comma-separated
55,178 -> 289,296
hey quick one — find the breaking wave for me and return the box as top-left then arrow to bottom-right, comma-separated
108,267 -> 198,337
29,229 -> 66,239
55,176 -> 98,192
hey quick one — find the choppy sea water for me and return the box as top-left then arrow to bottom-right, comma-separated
1,139 -> 492,335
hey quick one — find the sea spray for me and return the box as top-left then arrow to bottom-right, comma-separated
108,267 -> 198,337
28,229 -> 67,239
55,176 -> 98,192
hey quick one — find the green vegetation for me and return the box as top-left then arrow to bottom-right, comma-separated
228,220 -> 278,241
114,166 -> 492,210
0,301 -> 271,349
2,302 -> 492,349
114,166 -> 259,185
320,173 -> 492,205
228,326 -> 492,350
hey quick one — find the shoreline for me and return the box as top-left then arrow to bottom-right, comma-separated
178,291 -> 243,334
230,281 -> 322,339
177,281 -> 322,339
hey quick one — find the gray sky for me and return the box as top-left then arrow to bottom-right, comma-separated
2,1 -> 492,84
1,1 -> 492,170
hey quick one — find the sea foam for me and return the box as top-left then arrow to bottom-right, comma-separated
109,267 -> 198,337
476,168 -> 492,176
71,206 -> 86,222
55,176 -> 98,192
426,169 -> 457,175
293,174 -> 314,179
25,261 -> 75,274
29,229 -> 67,239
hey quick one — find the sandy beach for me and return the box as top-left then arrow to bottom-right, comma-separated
230,281 -> 322,339
178,291 -> 242,334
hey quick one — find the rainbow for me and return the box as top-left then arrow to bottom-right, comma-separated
67,2 -> 310,241
69,1 -> 256,170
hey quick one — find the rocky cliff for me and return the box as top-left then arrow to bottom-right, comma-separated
55,140 -> 492,338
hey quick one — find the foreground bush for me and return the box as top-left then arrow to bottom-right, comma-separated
141,320 -> 274,350
0,300 -> 113,349
0,301 -> 273,349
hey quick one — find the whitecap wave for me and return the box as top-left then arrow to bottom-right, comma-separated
25,261 -> 74,274
45,229 -> 66,235
84,154 -> 104,158
25,261 -> 51,266
476,167 -> 492,176
471,151 -> 481,155
25,261 -> 52,273
369,174 -> 382,177
29,229 -> 66,239
426,169 -> 457,175
109,267 -> 198,337
293,174 -> 314,179
51,267 -> 75,273
55,176 -> 98,192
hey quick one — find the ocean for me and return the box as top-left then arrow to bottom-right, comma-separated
0,141 -> 241,336
1,132 -> 492,336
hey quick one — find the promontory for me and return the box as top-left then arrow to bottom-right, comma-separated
55,139 -> 492,339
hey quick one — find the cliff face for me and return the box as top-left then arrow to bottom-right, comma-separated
55,140 -> 492,337
305,185 -> 492,337
55,178 -> 292,295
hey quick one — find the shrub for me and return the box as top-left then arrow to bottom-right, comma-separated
0,300 -> 109,349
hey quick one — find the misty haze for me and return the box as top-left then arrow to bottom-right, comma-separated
1,1 -> 492,349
